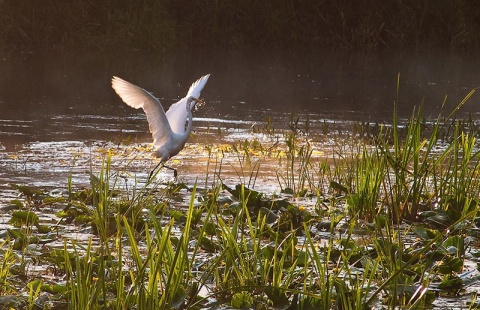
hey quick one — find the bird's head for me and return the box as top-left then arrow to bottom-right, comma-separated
186,96 -> 205,112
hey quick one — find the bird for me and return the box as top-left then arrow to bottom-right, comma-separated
111,74 -> 210,179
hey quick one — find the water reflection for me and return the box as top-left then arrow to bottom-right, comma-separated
1,48 -> 480,191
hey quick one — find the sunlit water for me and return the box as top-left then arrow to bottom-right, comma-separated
2,48 -> 480,202
0,112 -> 348,201
0,50 -> 476,222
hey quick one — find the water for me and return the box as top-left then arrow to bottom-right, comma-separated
1,49 -> 480,188
2,48 -> 480,120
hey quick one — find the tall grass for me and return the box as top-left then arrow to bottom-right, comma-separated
0,239 -> 17,295
276,130 -> 314,195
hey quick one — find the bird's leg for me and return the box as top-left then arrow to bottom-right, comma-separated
148,161 -> 163,181
148,162 -> 177,181
163,165 -> 178,179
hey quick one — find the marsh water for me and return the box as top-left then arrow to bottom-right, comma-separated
0,48 -> 478,206
2,49 -> 480,193
2,49 -> 480,308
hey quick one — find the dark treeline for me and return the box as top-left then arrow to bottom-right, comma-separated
1,0 -> 480,52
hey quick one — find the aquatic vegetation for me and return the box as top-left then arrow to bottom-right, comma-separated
3,93 -> 480,309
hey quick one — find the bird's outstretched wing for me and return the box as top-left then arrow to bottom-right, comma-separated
186,74 -> 211,99
166,74 -> 210,134
112,76 -> 172,148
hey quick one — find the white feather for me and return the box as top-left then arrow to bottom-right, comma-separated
166,74 -> 210,134
112,74 -> 211,166
111,76 -> 172,148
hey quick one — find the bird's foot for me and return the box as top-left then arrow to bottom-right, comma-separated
164,165 -> 178,181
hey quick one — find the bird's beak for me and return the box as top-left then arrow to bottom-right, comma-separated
193,97 -> 206,110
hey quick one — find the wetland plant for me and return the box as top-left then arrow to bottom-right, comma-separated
3,90 -> 480,308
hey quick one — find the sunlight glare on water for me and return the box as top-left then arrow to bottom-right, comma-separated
1,49 -> 480,201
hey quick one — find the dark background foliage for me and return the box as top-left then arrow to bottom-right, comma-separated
1,0 -> 480,52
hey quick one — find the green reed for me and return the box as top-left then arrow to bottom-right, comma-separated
64,239 -> 100,310
0,239 -> 17,295
276,127 -> 314,195
347,141 -> 386,221
435,126 -> 480,223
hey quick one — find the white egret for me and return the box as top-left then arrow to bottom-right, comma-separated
111,74 -> 210,178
